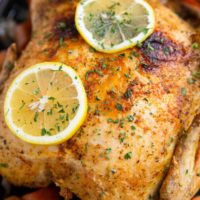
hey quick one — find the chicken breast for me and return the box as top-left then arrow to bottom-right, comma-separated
0,0 -> 199,199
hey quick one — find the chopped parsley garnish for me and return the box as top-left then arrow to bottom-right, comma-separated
181,87 -> 187,97
147,43 -> 154,51
57,102 -> 63,108
89,46 -> 97,52
163,46 -> 170,55
59,115 -> 65,121
148,195 -> 154,200
127,115 -> 134,122
136,41 -> 143,48
105,148 -> 112,154
48,97 -> 55,101
130,50 -> 139,57
124,73 -> 131,79
187,78 -> 195,84
95,96 -> 101,101
33,88 -> 40,95
119,118 -> 125,128
119,132 -> 126,143
6,62 -> 14,70
57,22 -> 66,29
95,69 -> 103,76
124,88 -> 132,99
56,125 -> 61,132
58,66 -> 63,71
124,152 -> 132,160
141,27 -> 149,34
58,109 -> 65,113
85,70 -> 93,80
192,42 -> 199,49
72,105 -> 79,113
131,125 -> 136,130
0,163 -> 8,168
59,37 -> 64,47
43,32 -> 53,40
85,69 -> 103,80
19,100 -> 25,110
47,109 -> 53,116
102,147 -> 112,159
192,71 -> 200,79
34,112 -> 39,122
118,53 -> 125,58
41,128 -> 46,136
102,63 -> 108,69
41,128 -> 51,136
66,114 -> 69,121
107,118 -> 119,124
108,2 -> 120,10
115,103 -> 123,111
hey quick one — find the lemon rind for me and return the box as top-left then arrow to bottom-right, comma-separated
75,0 -> 155,53
4,62 -> 88,145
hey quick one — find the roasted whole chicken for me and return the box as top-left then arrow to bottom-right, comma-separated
0,0 -> 200,200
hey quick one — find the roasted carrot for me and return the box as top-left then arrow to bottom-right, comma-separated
0,51 -> 6,70
5,197 -> 22,200
22,187 -> 60,200
193,196 -> 200,200
182,0 -> 200,8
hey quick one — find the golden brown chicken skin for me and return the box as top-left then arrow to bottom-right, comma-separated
0,0 -> 199,199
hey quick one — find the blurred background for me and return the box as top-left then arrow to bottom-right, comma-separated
0,0 -> 30,67
0,0 -> 199,199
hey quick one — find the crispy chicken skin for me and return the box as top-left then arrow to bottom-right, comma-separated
0,0 -> 199,199
160,114 -> 200,200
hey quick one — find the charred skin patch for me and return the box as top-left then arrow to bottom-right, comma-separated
140,56 -> 157,71
140,31 -> 185,70
37,15 -> 78,58
52,16 -> 78,41
44,15 -> 78,57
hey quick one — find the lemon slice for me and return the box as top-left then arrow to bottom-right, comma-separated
75,0 -> 155,53
4,62 -> 88,145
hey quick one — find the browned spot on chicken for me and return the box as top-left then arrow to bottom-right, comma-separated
40,15 -> 78,58
59,187 -> 73,200
140,31 -> 185,70
52,16 -> 78,41
107,90 -> 117,99
140,57 -> 157,71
